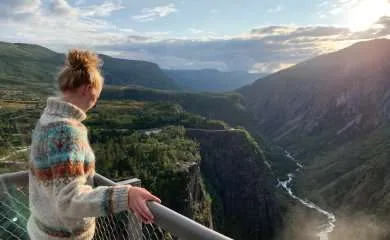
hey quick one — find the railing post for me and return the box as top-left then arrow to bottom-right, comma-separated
117,178 -> 142,240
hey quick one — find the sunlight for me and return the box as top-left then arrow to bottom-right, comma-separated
346,0 -> 390,32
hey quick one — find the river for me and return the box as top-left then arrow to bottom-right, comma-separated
277,151 -> 336,240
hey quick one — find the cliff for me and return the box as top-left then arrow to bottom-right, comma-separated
186,128 -> 283,240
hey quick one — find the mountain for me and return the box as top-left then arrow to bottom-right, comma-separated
239,38 -> 390,238
101,55 -> 179,90
239,38 -> 390,156
0,42 -> 63,94
0,41 -> 178,93
165,69 -> 264,92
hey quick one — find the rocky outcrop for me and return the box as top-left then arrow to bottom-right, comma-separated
162,161 -> 214,228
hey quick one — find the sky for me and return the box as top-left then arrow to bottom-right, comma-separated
1,0 -> 390,73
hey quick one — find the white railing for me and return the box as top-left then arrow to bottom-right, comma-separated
0,171 -> 233,240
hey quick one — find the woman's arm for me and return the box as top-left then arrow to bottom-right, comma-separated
43,123 -> 160,222
45,123 -> 129,218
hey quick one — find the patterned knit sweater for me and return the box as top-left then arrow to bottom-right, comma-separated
27,97 -> 130,240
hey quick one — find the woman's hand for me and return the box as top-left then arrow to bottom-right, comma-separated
127,186 -> 161,224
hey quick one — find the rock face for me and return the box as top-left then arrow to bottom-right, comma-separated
186,129 -> 283,240
163,161 -> 214,228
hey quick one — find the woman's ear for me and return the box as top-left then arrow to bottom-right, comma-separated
81,84 -> 93,95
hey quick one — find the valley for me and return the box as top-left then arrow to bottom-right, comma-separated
2,39 -> 390,239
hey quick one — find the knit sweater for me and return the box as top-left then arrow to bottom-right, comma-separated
27,97 -> 130,240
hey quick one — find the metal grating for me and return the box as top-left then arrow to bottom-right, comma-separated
0,181 -> 176,240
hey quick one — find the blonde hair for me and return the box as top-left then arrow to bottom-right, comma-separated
58,49 -> 104,92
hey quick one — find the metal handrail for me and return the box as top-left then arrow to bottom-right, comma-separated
0,171 -> 234,240
0,170 -> 28,186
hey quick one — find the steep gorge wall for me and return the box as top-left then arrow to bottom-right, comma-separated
186,129 -> 283,240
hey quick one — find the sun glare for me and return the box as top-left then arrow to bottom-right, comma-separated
346,0 -> 390,32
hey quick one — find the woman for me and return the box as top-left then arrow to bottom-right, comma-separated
27,49 -> 161,239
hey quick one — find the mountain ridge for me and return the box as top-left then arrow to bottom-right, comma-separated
165,68 -> 264,92
0,41 -> 179,92
238,38 -> 390,153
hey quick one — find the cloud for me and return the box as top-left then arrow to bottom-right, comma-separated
48,0 -> 78,17
75,0 -> 86,6
317,0 -> 358,19
251,26 -> 298,36
82,1 -> 125,17
372,16 -> 390,35
1,1 -> 390,73
250,25 -> 353,41
189,28 -> 204,34
267,5 -> 284,13
0,0 -> 41,20
120,28 -> 134,33
0,0 -> 174,49
318,0 -> 330,8
329,7 -> 343,15
96,36 -> 315,71
187,29 -> 217,37
318,0 -> 390,29
126,35 -> 154,42
0,0 -> 124,49
46,0 -> 124,18
94,16 -> 390,72
249,62 -> 295,73
132,3 -> 177,22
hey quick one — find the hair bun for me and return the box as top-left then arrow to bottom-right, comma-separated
66,49 -> 101,71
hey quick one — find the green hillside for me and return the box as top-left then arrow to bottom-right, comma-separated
0,41 -> 178,95
0,42 -> 62,94
102,55 -> 178,90
101,85 -> 295,176
101,86 -> 256,132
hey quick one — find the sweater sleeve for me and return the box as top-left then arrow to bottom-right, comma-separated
45,123 -> 129,218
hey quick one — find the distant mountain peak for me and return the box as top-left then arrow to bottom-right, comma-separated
165,69 -> 265,92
